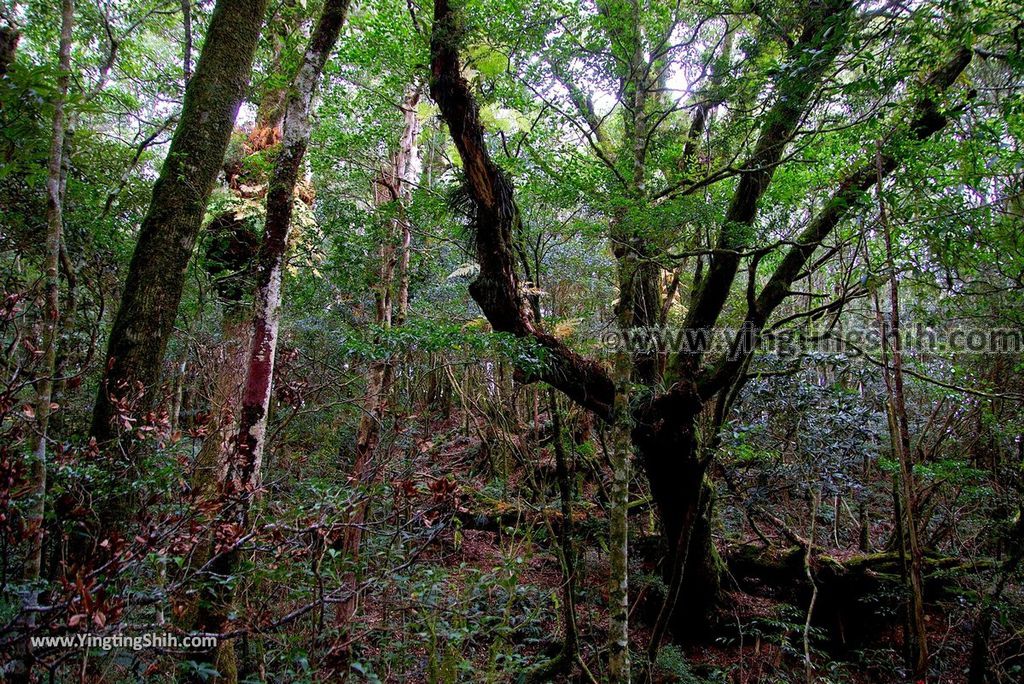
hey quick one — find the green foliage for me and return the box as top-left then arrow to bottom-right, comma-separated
3,0 -> 1024,680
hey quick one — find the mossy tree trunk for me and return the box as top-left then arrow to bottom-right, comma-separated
88,0 -> 270,535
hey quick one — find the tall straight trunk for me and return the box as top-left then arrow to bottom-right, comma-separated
187,5 -> 350,681
394,89 -> 421,326
337,87 -> 421,628
607,354 -> 631,684
875,147 -> 928,678
227,0 -> 350,489
23,0 -> 73,591
177,93 -> 284,674
550,389 -> 578,662
9,5 -> 72,683
190,83 -> 288,501
90,0 -> 268,455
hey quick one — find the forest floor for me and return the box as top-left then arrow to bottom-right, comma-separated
329,413 -> 983,683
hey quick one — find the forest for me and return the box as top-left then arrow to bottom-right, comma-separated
1,0 -> 1023,681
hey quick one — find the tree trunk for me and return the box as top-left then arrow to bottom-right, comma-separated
90,0 -> 268,450
430,2 -> 970,662
336,86 -> 421,629
550,389 -> 578,661
9,4 -> 72,682
0,24 -> 18,77
607,354 -> 632,684
875,146 -> 929,679
636,387 -> 724,645
87,0 -> 269,546
180,0 -> 192,84
187,3 -> 351,680
190,74 -> 288,500
24,0 -> 72,590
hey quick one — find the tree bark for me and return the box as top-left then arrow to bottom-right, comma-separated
90,0 -> 269,462
24,0 -> 72,590
85,1 -> 270,568
875,145 -> 929,679
190,78 -> 289,502
0,24 -> 18,77
227,0 -> 350,494
9,4 -> 72,682
336,86 -> 421,629
188,3 -> 351,680
180,0 -> 192,84
607,354 -> 632,684
428,0 -> 615,421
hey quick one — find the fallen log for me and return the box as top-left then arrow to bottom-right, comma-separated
726,543 -> 995,649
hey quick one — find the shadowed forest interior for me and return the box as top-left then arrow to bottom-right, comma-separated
1,0 -> 1024,681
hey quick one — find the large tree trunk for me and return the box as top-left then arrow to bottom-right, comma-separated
635,387 -> 724,643
88,0 -> 269,534
187,3 -> 351,680
428,0 -> 614,415
90,0 -> 266,440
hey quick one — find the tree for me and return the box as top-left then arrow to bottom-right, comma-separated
430,0 -> 974,639
89,0 -> 269,493
0,23 -> 18,77
188,2 -> 352,679
9,3 -> 73,681
336,85 -> 421,630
